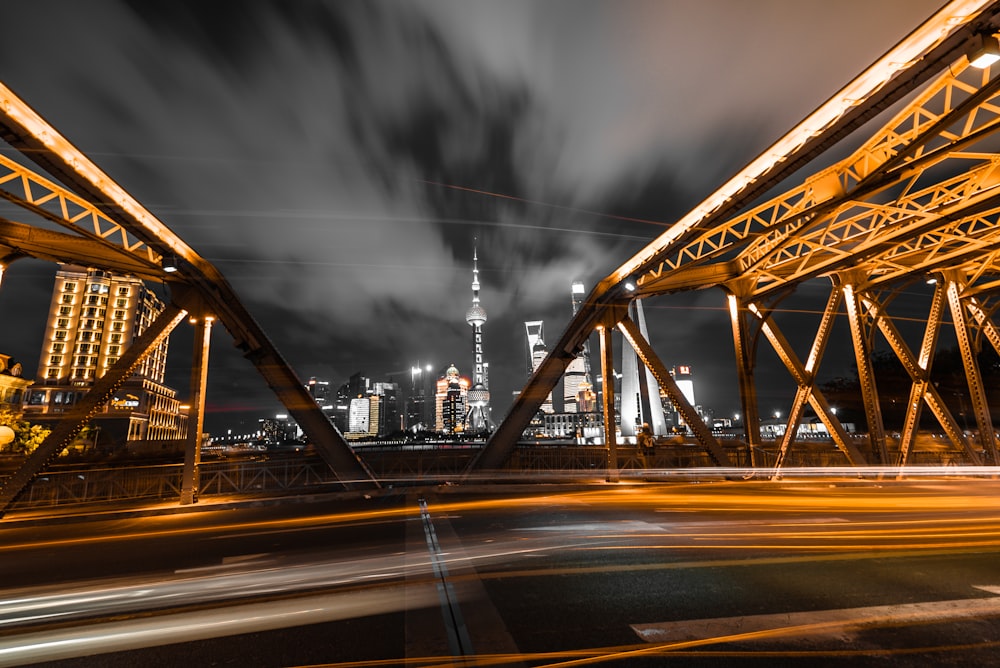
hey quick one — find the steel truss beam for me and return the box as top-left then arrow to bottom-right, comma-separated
860,287 -> 980,465
0,304 -> 188,516
615,1 -> 1000,295
617,317 -> 732,467
896,280 -> 947,465
598,321 -> 619,482
843,280 -> 889,463
945,272 -> 1000,463
747,300 -> 867,467
727,290 -> 762,465
470,2 -> 1000,471
0,84 -> 377,490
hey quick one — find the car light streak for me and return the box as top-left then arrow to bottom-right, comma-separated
0,585 -> 442,667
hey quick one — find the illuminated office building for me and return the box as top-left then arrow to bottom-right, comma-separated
435,364 -> 469,434
23,265 -> 186,446
524,320 -> 554,414
563,281 -> 592,413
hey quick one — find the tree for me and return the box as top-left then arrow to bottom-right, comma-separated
0,408 -> 50,455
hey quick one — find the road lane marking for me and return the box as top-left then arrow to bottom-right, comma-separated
632,586 -> 1000,644
419,497 -> 475,658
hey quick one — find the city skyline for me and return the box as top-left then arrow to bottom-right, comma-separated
0,1 -> 943,433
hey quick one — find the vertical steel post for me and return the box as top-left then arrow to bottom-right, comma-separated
181,314 -> 213,505
599,323 -> 618,482
897,280 -> 945,466
843,281 -> 889,464
867,294 -> 979,465
945,274 -> 999,464
727,292 -> 761,466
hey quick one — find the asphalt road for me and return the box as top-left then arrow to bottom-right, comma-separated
3,478 -> 1000,666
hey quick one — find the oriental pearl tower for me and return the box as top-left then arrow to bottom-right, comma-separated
465,243 -> 493,435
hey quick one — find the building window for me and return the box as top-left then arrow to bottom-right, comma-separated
55,331 -> 67,341
58,306 -> 72,316
61,294 -> 74,304
63,282 -> 76,292
48,355 -> 61,365
46,369 -> 59,379
52,343 -> 65,353
108,345 -> 120,355
57,318 -> 69,328
118,287 -> 130,296
113,310 -> 126,320
112,322 -> 124,331
110,333 -> 122,344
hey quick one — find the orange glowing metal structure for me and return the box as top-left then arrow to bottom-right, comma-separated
472,0 -> 1000,472
0,85 -> 377,514
3,1 -> 1000,508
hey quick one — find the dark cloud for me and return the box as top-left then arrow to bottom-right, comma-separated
0,0 -> 946,429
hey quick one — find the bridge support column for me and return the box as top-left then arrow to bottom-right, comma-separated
865,291 -> 979,466
944,273 -> 999,464
750,300 -> 866,468
896,280 -> 945,466
598,322 -> 618,482
843,280 -> 889,464
727,292 -> 761,467
181,314 -> 213,505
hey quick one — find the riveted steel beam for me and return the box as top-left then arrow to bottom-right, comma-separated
842,281 -> 889,463
726,290 -> 762,465
862,291 -> 980,465
618,316 -> 731,467
945,273 -> 1000,463
599,321 -> 619,482
749,301 -> 867,466
898,280 -> 946,465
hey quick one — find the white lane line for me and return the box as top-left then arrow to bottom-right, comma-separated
632,586 -> 1000,644
419,497 -> 475,658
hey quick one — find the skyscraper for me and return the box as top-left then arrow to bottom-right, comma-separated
465,244 -> 492,434
436,364 -> 469,434
23,264 -> 186,445
525,320 -> 554,414
563,281 -> 592,413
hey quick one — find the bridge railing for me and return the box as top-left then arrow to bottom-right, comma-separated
0,442 -> 977,511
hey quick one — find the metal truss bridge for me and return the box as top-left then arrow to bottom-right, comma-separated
3,0 -> 1000,514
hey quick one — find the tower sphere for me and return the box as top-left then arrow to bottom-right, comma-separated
468,382 -> 490,407
466,305 -> 487,327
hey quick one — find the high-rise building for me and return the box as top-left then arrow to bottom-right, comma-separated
464,245 -> 492,434
435,364 -> 469,434
525,321 -> 554,413
23,264 -> 186,446
563,281 -> 592,413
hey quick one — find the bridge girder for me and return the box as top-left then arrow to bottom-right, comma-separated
0,82 -> 377,497
473,0 -> 1000,473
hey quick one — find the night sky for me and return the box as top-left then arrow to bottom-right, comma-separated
0,0 -> 945,433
